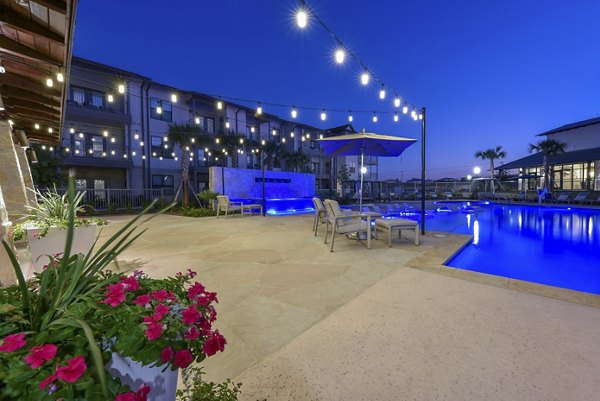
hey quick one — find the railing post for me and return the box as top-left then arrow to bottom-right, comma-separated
107,188 -> 111,208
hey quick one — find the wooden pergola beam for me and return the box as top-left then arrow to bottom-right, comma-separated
0,6 -> 64,43
6,97 -> 59,116
32,0 -> 68,15
0,35 -> 60,66
6,106 -> 60,122
0,71 -> 61,95
0,84 -> 60,108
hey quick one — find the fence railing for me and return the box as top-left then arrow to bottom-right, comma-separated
54,188 -> 175,212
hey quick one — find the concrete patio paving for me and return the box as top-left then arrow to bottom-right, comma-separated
97,212 -> 600,401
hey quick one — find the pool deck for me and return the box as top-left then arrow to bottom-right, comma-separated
97,212 -> 600,401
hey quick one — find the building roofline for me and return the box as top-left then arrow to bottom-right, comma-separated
537,116 -> 600,136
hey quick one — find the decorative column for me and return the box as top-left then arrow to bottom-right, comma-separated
14,139 -> 36,206
0,184 -> 16,286
0,121 -> 29,220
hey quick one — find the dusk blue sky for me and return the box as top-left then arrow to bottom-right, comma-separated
73,1 -> 600,180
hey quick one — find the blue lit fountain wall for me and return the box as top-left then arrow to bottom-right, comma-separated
209,167 -> 315,215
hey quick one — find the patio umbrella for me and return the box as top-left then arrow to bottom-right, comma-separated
318,131 -> 417,210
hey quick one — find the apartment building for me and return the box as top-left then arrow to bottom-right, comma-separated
50,57 -> 378,196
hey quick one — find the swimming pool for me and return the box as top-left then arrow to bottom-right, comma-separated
417,202 -> 600,295
233,198 -> 314,216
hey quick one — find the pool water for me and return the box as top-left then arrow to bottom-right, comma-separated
234,198 -> 314,216
414,203 -> 600,295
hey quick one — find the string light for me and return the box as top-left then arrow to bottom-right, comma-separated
291,107 -> 297,119
394,95 -> 401,108
171,94 -> 178,103
360,70 -> 370,85
419,112 -> 424,120
261,139 -> 266,145
379,84 -> 386,100
319,134 -> 324,139
306,133 -> 310,139
48,128 -> 53,133
225,120 -> 230,129
250,126 -> 255,133
48,146 -> 53,151
140,141 -> 144,146
394,112 -> 399,122
69,127 -> 75,134
272,129 -> 277,136
282,137 -> 286,143
402,102 -> 408,114
118,84 -> 125,94
46,78 -> 53,87
296,9 -> 308,28
217,100 -> 223,110
56,73 -> 64,82
256,103 -> 263,115
111,137 -> 116,143
320,110 -> 327,121
103,130 -> 108,137
79,132 -> 84,138
156,104 -> 163,114
348,112 -> 353,122
372,113 -> 378,123
335,48 -> 345,64
134,132 -> 139,140
290,132 -> 295,137
34,123 -> 40,129
239,138 -> 244,144
215,138 -> 220,144
107,94 -> 114,103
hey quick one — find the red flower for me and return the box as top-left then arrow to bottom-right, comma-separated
115,393 -> 135,401
173,349 -> 193,368
182,305 -> 201,325
0,332 -> 27,353
39,373 -> 58,389
195,291 -> 218,306
184,326 -> 200,340
120,276 -> 141,291
145,322 -> 163,341
133,294 -> 152,307
160,346 -> 174,363
55,355 -> 87,383
187,269 -> 197,278
24,344 -> 58,368
151,289 -> 169,301
187,282 -> 205,299
203,330 -> 227,356
154,304 -> 170,318
101,283 -> 126,307
136,384 -> 151,401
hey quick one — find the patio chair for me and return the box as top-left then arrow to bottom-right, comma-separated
552,192 -> 570,203
570,192 -> 588,204
323,199 -> 370,252
216,195 -> 243,217
588,194 -> 600,205
312,197 -> 327,236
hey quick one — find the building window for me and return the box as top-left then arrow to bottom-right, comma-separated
311,162 -> 320,174
91,135 -> 103,157
206,118 -> 215,134
75,179 -> 87,191
74,139 -> 85,156
150,98 -> 172,121
69,86 -> 105,109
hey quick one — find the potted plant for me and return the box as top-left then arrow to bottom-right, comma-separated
0,181 -> 227,401
11,187 -> 106,273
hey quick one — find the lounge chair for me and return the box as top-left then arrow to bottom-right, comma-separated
429,191 -> 438,199
570,192 -> 588,204
323,199 -> 371,252
216,195 -> 243,217
444,191 -> 453,199
588,194 -> 600,205
552,192 -> 570,203
312,197 -> 327,236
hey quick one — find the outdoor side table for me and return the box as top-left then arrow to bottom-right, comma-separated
374,218 -> 420,246
242,204 -> 263,216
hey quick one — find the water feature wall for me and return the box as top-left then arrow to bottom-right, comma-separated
209,167 -> 315,199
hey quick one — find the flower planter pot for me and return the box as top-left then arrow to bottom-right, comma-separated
27,225 -> 97,272
106,353 -> 179,401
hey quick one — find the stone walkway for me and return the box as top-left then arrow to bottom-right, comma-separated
97,212 -> 600,401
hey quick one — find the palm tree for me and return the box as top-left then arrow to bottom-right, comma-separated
262,141 -> 285,170
528,139 -> 566,193
285,150 -> 312,173
218,130 -> 246,168
166,123 -> 208,208
474,146 -> 506,195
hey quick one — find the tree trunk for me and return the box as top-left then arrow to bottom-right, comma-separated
490,159 -> 496,195
181,156 -> 189,208
543,155 -> 549,193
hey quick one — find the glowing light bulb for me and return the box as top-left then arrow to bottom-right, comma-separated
296,9 -> 308,28
272,129 -> 277,136
216,138 -> 220,144
79,132 -> 84,138
111,137 -> 116,143
291,108 -> 297,119
56,73 -> 64,82
250,126 -> 255,133
171,94 -> 177,103
69,128 -> 75,134
103,130 -> 108,137
335,48 -> 345,64
134,133 -> 139,140
48,128 -> 53,133
473,166 -> 481,175
394,96 -> 401,107
348,113 -> 353,122
102,152 -> 106,157
402,103 -> 408,114
290,132 -> 295,138
320,110 -> 327,121
361,166 -> 368,174
140,141 -> 144,146
419,112 -> 423,120
107,94 -> 114,103
225,120 -> 230,129
320,134 -> 323,139
256,104 -> 263,115
48,146 -> 53,151
34,123 -> 40,130
195,116 -> 200,125
65,147 -> 70,152
360,71 -> 370,85
217,101 -> 223,110
142,155 -> 146,160
261,140 -> 266,145
156,105 -> 162,114
132,151 -> 136,156
379,84 -> 386,100
111,150 -> 116,155
394,113 -> 399,122
118,84 -> 125,94
88,149 -> 93,154
46,78 -> 53,87
240,138 -> 244,144
282,138 -> 286,143
372,113 -> 378,123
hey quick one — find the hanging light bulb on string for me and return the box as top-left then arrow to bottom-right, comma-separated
296,8 -> 308,28
225,120 -> 230,129
394,112 -> 399,122
171,93 -> 178,103
379,84 -> 386,100
419,112 -> 423,120
402,102 -> 408,114
256,103 -> 263,115
372,113 -> 378,123
46,78 -> 53,87
394,95 -> 401,108
34,123 -> 40,130
360,70 -> 370,86
291,107 -> 297,119
217,100 -> 223,110
335,48 -> 345,64
348,111 -> 353,122
320,110 -> 327,121
195,116 -> 200,125
107,94 -> 114,103
118,83 -> 125,94
157,103 -> 163,114
56,72 -> 64,82
69,127 -> 75,134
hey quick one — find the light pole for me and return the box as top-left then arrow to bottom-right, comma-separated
420,107 -> 426,235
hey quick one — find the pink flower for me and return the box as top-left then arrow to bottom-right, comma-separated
154,304 -> 170,318
39,373 -> 58,389
151,289 -> 169,301
24,344 -> 58,368
115,393 -> 135,401
120,276 -> 141,291
0,333 -> 27,353
173,349 -> 193,368
160,346 -> 174,363
145,322 -> 163,341
187,269 -> 197,278
136,384 -> 151,401
203,330 -> 227,356
101,283 -> 126,307
55,355 -> 87,383
184,326 -> 200,340
133,294 -> 152,307
187,282 -> 205,299
182,305 -> 201,325
196,291 -> 218,306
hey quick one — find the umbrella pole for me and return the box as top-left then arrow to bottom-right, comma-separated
359,152 -> 364,211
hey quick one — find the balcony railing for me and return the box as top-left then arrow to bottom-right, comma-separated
53,188 -> 174,212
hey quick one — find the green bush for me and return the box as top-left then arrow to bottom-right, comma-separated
181,208 -> 218,218
177,367 -> 242,401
